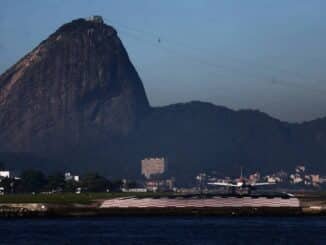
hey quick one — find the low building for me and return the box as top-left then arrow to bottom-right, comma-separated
304,174 -> 320,187
265,175 -> 277,183
121,188 -> 147,193
145,178 -> 175,192
265,174 -> 282,183
310,174 -> 320,184
86,15 -> 104,24
319,176 -> 326,184
0,171 -> 10,179
290,174 -> 303,184
249,172 -> 261,183
64,172 -> 79,182
274,170 -> 288,182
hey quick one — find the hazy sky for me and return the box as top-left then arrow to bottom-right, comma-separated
1,0 -> 326,122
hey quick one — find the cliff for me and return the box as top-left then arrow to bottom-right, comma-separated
0,18 -> 149,154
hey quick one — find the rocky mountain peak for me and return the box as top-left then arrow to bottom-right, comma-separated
0,17 -> 150,153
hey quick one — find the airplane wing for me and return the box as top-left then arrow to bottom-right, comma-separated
207,182 -> 238,187
251,182 -> 275,186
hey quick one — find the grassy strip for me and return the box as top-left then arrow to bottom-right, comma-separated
0,192 -> 172,205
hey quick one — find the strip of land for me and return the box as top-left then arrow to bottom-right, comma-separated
0,192 -> 324,217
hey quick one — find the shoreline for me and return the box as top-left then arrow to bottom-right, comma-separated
0,204 -> 325,218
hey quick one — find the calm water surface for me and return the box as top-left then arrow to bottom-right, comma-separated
0,217 -> 325,244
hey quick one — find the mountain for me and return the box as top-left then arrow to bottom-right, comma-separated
0,17 -> 149,154
0,17 -> 325,181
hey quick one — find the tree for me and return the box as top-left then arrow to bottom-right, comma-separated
64,180 -> 79,193
81,173 -> 109,192
109,180 -> 123,192
17,169 -> 48,193
0,177 -> 12,194
46,172 -> 65,192
126,181 -> 138,189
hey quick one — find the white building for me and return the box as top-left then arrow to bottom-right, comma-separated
86,15 -> 104,24
0,171 -> 10,178
264,175 -> 281,184
290,174 -> 303,184
249,172 -> 261,183
319,176 -> 326,184
121,188 -> 147,193
141,158 -> 167,179
64,172 -> 79,182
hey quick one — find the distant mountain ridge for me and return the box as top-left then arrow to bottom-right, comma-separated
0,17 -> 325,181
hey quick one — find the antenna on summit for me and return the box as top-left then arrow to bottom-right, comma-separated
86,15 -> 104,24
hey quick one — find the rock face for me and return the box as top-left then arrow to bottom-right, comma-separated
0,18 -> 149,153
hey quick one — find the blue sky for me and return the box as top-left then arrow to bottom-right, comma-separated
1,0 -> 326,122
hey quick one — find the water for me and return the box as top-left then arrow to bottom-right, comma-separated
0,217 -> 325,244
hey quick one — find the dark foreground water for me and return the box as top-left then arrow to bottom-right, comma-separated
0,217 -> 325,244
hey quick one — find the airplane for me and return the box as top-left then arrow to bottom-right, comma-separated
207,168 -> 275,193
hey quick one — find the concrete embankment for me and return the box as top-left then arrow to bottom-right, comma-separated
0,204 -> 304,217
0,203 -> 101,217
0,205 -> 304,217
302,206 -> 326,215
0,205 -> 325,217
0,203 -> 48,217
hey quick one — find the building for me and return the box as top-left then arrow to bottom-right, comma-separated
290,174 -> 303,184
145,178 -> 175,192
249,172 -> 261,183
196,173 -> 207,189
86,15 -> 104,24
295,165 -> 306,174
265,175 -> 277,183
311,174 -> 320,184
122,188 -> 147,193
320,176 -> 326,184
0,171 -> 10,179
64,172 -> 79,182
289,165 -> 307,184
274,170 -> 288,182
141,158 -> 167,179
304,174 -> 320,187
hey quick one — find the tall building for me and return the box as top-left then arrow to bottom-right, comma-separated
141,158 -> 167,179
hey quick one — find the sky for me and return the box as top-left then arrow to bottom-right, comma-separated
1,0 -> 326,122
